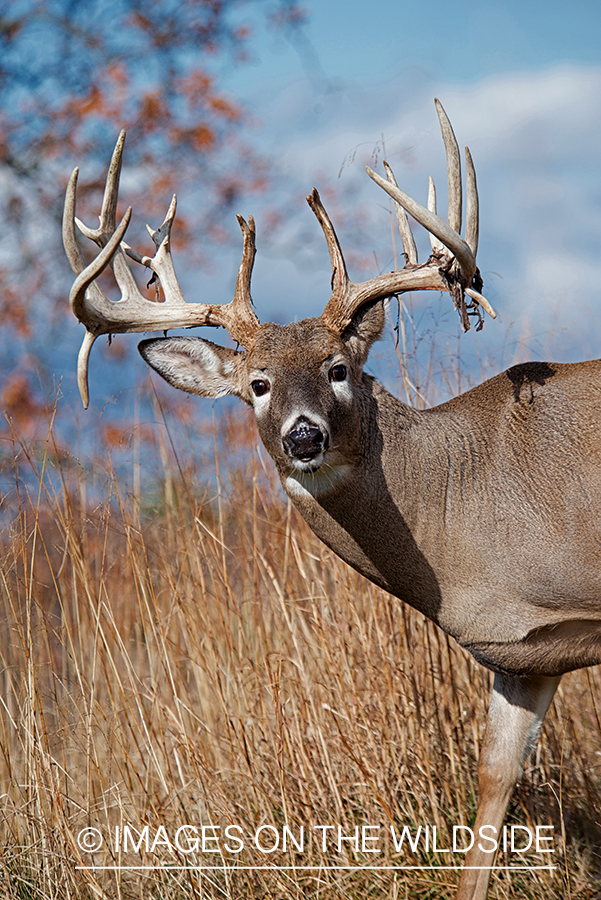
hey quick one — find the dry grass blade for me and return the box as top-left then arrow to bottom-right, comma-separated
0,406 -> 600,899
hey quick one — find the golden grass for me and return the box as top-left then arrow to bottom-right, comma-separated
0,401 -> 600,900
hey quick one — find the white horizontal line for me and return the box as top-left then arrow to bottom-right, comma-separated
75,865 -> 558,872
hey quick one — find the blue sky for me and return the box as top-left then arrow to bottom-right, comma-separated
44,0 -> 601,409
174,0 -> 601,385
227,0 -> 601,91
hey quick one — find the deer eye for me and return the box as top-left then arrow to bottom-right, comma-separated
329,364 -> 347,383
251,379 -> 270,397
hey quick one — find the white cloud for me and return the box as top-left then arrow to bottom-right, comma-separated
159,62 -> 601,389
237,64 -> 601,364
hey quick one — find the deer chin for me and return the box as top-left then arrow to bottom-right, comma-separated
289,452 -> 326,474
285,459 -> 352,499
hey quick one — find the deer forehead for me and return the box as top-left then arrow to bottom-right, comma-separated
246,319 -> 347,376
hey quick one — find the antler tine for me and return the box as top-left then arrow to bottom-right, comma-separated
464,146 -> 479,256
434,98 -> 462,235
306,189 -> 351,300
231,214 -> 261,344
427,176 -> 445,254
76,331 -> 99,412
382,161 -> 418,265
75,130 -> 126,244
63,168 -> 85,275
466,287 -> 496,319
63,131 -> 262,407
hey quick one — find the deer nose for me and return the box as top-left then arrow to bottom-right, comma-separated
283,417 -> 329,461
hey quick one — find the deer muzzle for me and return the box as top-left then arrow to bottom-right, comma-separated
282,417 -> 329,467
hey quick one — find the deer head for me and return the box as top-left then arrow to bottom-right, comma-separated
63,100 -> 496,500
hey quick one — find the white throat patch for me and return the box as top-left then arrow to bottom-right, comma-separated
284,462 -> 351,499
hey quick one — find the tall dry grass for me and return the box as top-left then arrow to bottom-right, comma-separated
1,303 -> 601,899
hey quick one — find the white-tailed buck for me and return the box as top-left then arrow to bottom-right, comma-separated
63,100 -> 596,900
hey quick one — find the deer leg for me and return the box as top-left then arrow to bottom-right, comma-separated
454,671 -> 561,900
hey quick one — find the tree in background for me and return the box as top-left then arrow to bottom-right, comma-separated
0,0 -> 303,432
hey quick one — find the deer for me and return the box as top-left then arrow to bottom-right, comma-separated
62,99 -> 601,900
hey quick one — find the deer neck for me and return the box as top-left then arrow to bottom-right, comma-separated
278,376 -> 447,625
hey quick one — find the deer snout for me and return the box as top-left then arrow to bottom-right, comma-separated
282,417 -> 329,464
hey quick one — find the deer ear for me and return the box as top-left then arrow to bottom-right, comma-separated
341,300 -> 385,367
139,336 -> 250,403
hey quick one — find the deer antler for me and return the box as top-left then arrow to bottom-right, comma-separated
310,99 -> 496,335
63,131 -> 260,407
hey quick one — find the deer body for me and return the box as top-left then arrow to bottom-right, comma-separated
63,102 -> 593,899
143,325 -> 601,680
293,358 -> 601,678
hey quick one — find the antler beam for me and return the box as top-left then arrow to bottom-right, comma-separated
312,99 -> 496,334
62,131 -> 260,407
